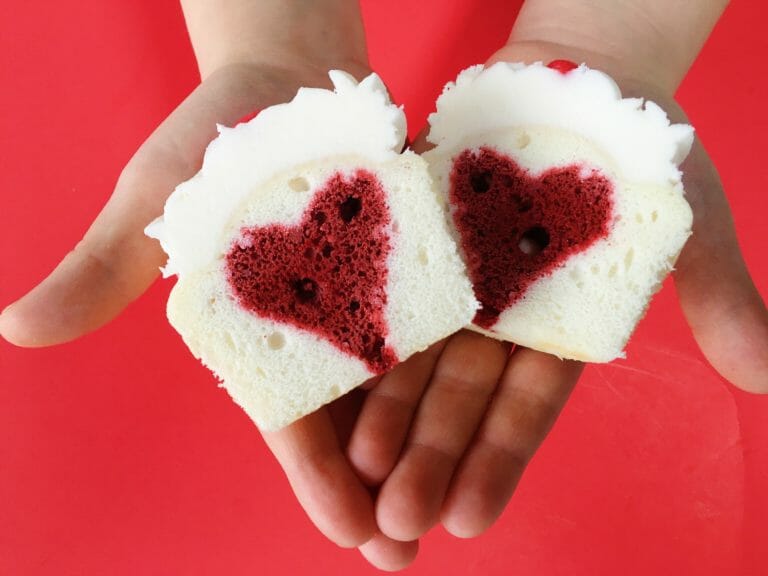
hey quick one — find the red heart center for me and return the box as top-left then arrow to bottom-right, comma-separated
225,169 -> 398,373
450,147 -> 615,328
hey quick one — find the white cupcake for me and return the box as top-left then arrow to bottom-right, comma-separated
424,62 -> 694,362
147,71 -> 478,430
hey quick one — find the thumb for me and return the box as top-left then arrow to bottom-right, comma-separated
0,68 -> 266,347
0,158 -> 173,347
673,141 -> 768,393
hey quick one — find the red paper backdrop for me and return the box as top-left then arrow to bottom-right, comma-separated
1,1 -> 766,575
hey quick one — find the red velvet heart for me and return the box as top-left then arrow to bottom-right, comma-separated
225,169 -> 398,373
450,147 -> 615,328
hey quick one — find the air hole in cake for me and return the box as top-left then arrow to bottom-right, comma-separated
293,278 -> 318,303
514,194 -> 533,212
289,177 -> 310,192
267,332 -> 286,350
470,170 -> 493,194
340,196 -> 363,222
519,227 -> 550,255
313,210 -> 327,224
349,300 -> 360,313
625,248 -> 635,270
569,269 -> 582,282
370,337 -> 387,362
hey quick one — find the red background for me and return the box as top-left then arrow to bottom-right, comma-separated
1,1 -> 766,574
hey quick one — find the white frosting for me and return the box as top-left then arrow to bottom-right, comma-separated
146,70 -> 407,277
427,62 -> 694,185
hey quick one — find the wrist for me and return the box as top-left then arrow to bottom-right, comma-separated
180,0 -> 369,80
503,0 -> 729,97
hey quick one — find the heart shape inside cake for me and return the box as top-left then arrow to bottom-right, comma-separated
225,169 -> 398,372
450,147 -> 615,328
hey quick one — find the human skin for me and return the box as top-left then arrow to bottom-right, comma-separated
1,0 -> 766,572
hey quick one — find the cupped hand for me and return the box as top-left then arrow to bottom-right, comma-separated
259,330 -> 581,571
345,44 -> 766,570
347,8 -> 767,569
0,58 -> 415,568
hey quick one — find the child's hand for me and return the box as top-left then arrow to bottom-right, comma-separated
350,1 -> 768,565
0,0 -> 405,567
2,1 -> 766,572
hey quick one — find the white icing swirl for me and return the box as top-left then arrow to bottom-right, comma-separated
427,62 -> 693,185
146,70 -> 407,277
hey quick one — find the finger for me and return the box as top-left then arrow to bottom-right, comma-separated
376,331 -> 510,541
346,340 -> 446,486
0,66 -> 320,347
673,142 -> 768,393
262,408 -> 376,548
358,532 -> 419,572
441,349 -> 582,538
0,80 -> 227,346
0,165 -> 168,347
326,386 -> 367,450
